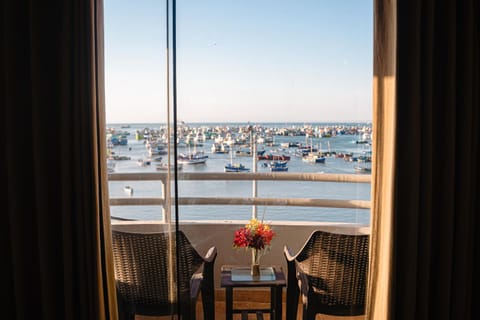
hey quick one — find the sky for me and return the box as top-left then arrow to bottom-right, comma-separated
104,0 -> 373,124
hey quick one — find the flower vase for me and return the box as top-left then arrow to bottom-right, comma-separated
251,264 -> 260,277
251,248 -> 261,277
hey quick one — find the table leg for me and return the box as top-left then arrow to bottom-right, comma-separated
226,287 -> 233,320
270,287 -> 276,320
271,286 -> 283,320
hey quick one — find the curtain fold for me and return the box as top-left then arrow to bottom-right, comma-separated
369,0 -> 479,319
1,0 -> 116,319
393,0 -> 480,318
367,1 -> 396,319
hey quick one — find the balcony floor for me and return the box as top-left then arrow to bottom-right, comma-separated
136,289 -> 365,320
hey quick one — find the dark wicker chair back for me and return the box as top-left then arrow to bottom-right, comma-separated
284,230 -> 369,320
112,230 -> 217,320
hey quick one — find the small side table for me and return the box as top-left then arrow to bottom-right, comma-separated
220,265 -> 286,320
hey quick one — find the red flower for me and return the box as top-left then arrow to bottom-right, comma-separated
233,218 -> 275,250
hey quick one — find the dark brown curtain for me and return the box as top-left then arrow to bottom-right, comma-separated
391,0 -> 480,319
1,1 -> 117,319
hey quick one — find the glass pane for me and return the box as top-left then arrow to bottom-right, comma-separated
104,0 -> 179,317
174,0 -> 372,317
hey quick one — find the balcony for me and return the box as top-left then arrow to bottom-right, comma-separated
109,171 -> 370,319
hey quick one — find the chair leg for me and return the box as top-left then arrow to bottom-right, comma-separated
116,292 -> 135,320
201,289 -> 215,320
180,300 -> 196,320
286,286 -> 299,320
302,304 -> 316,320
285,264 -> 299,320
202,261 -> 216,320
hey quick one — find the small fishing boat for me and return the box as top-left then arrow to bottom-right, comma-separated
148,156 -> 163,162
235,148 -> 252,157
268,160 -> 289,172
302,153 -> 326,163
224,149 -> 250,172
270,167 -> 288,172
178,151 -> 208,164
136,159 -> 151,167
108,155 -> 131,161
224,163 -> 250,172
107,160 -> 115,173
211,143 -> 230,154
178,143 -> 208,164
257,153 -> 291,161
267,160 -> 288,168
156,163 -> 183,171
148,145 -> 168,156
354,166 -> 371,174
110,135 -> 128,146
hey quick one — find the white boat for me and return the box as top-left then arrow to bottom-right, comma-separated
211,143 -> 230,154
108,154 -> 131,161
178,151 -> 208,165
194,132 -> 205,143
107,160 -> 116,173
123,186 -> 133,195
302,153 -> 326,163
354,166 -> 371,174
256,136 -> 265,144
156,163 -> 183,171
136,159 -> 151,167
148,145 -> 168,156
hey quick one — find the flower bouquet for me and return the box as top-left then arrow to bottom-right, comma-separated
233,218 -> 275,276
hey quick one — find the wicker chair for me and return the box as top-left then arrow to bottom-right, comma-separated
284,230 -> 369,320
111,230 -> 217,320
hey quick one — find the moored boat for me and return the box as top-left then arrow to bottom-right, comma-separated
270,166 -> 288,172
108,154 -> 131,161
178,151 -> 208,165
235,148 -> 252,157
266,160 -> 289,172
136,159 -> 151,167
156,163 -> 183,171
302,153 -> 326,163
224,163 -> 250,172
258,153 -> 291,161
211,143 -> 230,154
354,166 -> 371,173
123,186 -> 133,195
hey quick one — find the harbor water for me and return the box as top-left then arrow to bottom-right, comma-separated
108,122 -> 372,225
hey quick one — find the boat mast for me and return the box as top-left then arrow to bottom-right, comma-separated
250,125 -> 257,219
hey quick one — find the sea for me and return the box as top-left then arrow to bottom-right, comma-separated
108,122 -> 372,225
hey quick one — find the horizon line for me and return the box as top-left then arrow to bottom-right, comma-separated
106,120 -> 373,125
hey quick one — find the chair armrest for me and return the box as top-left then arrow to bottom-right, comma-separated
284,245 -> 298,286
284,245 -> 297,262
203,246 -> 217,264
201,246 -> 217,284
